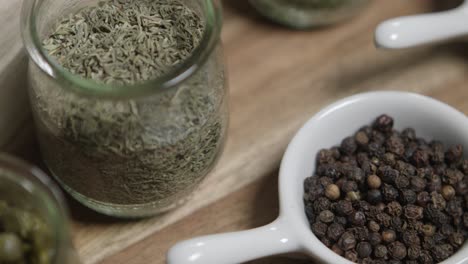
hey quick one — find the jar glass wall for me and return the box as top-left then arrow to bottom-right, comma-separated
0,154 -> 79,264
250,0 -> 370,29
21,0 -> 228,218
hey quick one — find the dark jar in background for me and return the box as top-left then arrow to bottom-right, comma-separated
250,0 -> 370,29
0,154 -> 79,264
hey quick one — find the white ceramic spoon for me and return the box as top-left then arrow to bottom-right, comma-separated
375,1 -> 468,49
167,91 -> 468,264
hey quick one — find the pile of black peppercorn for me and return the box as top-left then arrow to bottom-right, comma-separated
303,114 -> 468,264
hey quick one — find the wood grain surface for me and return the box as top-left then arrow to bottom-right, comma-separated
2,0 -> 468,263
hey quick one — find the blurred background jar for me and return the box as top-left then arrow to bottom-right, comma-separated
250,0 -> 370,29
0,154 -> 79,264
21,0 -> 228,218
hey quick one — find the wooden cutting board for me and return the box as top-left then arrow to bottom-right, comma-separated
2,0 -> 468,263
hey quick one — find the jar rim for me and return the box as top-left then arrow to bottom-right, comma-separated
0,153 -> 71,264
21,0 -> 223,99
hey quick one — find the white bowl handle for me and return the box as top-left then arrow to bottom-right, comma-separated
167,217 -> 300,264
375,3 -> 468,49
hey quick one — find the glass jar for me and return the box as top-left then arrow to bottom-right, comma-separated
21,0 -> 228,218
250,0 -> 370,29
0,154 -> 79,264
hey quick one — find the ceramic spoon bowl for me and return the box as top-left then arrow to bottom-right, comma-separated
168,91 -> 468,264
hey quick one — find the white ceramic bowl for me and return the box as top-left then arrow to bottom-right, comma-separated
375,1 -> 468,49
168,91 -> 468,264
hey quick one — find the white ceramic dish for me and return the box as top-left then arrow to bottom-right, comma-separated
375,1 -> 468,49
168,91 -> 468,264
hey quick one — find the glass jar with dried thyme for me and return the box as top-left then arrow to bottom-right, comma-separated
21,0 -> 228,218
250,0 -> 370,29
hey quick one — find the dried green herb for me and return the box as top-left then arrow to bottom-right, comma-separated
43,0 -> 204,85
31,0 -> 227,214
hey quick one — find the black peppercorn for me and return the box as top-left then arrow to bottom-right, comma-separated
368,232 -> 382,246
439,224 -> 454,237
373,114 -> 393,132
419,250 -> 433,264
395,175 -> 410,189
313,197 -> 331,213
446,198 -> 463,218
412,149 -> 429,168
404,205 -> 423,220
317,164 -> 340,178
317,149 -> 335,164
456,179 -> 468,195
390,217 -> 405,233
341,137 -> 357,155
386,201 -> 402,217
374,244 -> 388,258
444,169 -> 463,185
312,222 -> 328,238
400,189 -> 417,205
334,216 -> 347,226
376,212 -> 392,228
430,191 -> 446,210
368,220 -> 380,233
379,166 -> 399,184
407,245 -> 421,260
331,244 -> 343,256
410,176 -> 426,192
341,180 -> 358,193
402,128 -> 416,141
355,131 -> 369,147
382,184 -> 399,202
416,191 -> 431,207
388,241 -> 407,260
318,210 -> 334,223
339,231 -> 356,251
402,231 -> 420,246
352,227 -> 369,241
427,174 -> 442,192
366,189 -> 382,204
344,250 -> 358,262
356,242 -> 372,258
431,244 -> 453,262
382,152 -> 396,166
327,223 -> 345,241
386,135 -> 405,157
320,237 -> 332,248
445,144 -> 463,164
449,232 -> 464,247
463,213 -> 468,228
335,200 -> 354,216
349,211 -> 366,226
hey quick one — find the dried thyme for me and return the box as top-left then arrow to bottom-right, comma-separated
43,0 -> 204,85
31,0 -> 227,213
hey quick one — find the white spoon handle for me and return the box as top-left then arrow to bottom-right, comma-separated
167,218 -> 299,264
375,7 -> 468,49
